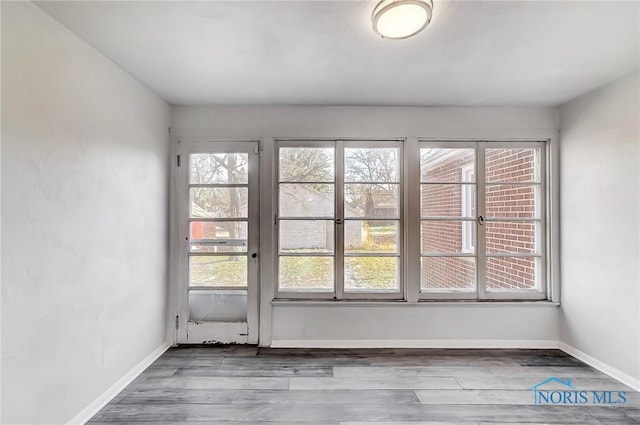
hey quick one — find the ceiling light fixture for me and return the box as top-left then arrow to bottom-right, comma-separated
372,0 -> 433,40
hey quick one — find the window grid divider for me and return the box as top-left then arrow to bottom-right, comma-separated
405,138 -> 421,303
476,145 -> 487,299
335,141 -> 345,300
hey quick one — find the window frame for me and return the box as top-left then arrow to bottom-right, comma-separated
418,140 -> 548,301
274,139 -> 405,300
460,162 -> 476,254
175,140 -> 261,344
275,139 -> 336,300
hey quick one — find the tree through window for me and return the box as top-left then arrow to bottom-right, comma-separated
276,141 -> 403,299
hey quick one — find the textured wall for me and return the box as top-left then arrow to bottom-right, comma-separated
1,2 -> 170,423
559,72 -> 640,386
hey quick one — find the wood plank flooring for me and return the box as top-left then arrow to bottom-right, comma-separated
90,347 -> 640,424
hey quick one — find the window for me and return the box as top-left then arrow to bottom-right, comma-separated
272,139 -> 548,301
420,147 -> 477,293
420,142 -> 546,300
276,141 -> 403,299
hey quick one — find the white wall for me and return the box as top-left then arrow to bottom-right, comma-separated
172,105 -> 559,140
559,72 -> 640,388
172,105 -> 561,347
2,3 -> 171,424
0,2 -> 4,421
271,303 -> 559,347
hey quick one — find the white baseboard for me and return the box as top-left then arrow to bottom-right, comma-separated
67,342 -> 170,425
558,342 -> 640,392
271,339 -> 558,349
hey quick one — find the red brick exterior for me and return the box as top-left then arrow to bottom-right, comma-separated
421,148 -> 539,291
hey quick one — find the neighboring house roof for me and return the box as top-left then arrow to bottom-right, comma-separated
191,203 -> 211,218
281,184 -> 360,216
191,198 -> 247,219
420,149 -> 472,176
370,192 -> 398,210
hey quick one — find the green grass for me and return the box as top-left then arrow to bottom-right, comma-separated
190,256 -> 246,287
190,232 -> 400,290
367,225 -> 396,236
278,255 -> 398,291
279,256 -> 334,290
345,256 -> 398,290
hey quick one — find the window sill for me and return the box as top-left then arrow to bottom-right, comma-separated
271,299 -> 560,307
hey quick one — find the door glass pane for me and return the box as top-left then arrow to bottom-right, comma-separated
344,184 -> 399,218
486,257 -> 539,290
421,221 -> 475,254
486,221 -> 537,254
344,257 -> 399,291
485,148 -> 539,183
189,255 -> 247,287
421,257 -> 476,291
345,148 -> 400,182
279,220 -> 334,254
279,147 -> 334,182
421,184 -> 475,218
189,290 -> 247,321
345,220 -> 398,253
190,153 -> 248,184
420,148 -> 475,183
189,221 -> 248,253
486,184 -> 538,218
279,184 -> 334,218
190,187 -> 248,218
279,257 -> 334,291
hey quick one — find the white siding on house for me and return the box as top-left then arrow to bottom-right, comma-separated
279,184 -> 361,250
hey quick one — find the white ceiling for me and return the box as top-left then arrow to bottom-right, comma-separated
36,1 -> 639,106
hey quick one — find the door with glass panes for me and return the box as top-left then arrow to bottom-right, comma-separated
177,141 -> 259,344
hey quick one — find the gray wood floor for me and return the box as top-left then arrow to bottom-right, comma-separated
90,347 -> 640,424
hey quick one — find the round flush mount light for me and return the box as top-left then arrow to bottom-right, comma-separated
372,0 -> 433,39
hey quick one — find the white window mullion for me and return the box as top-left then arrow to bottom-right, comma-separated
405,138 -> 420,302
476,143 -> 487,300
538,145 -> 548,295
335,141 -> 345,300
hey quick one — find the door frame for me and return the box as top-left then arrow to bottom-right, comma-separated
174,139 -> 260,344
